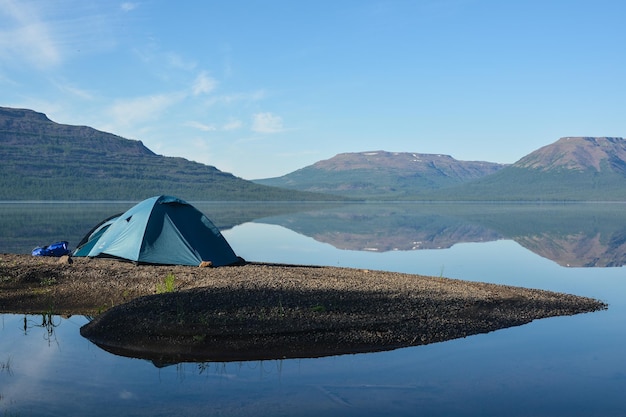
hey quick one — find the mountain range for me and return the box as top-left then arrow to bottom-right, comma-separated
256,137 -> 626,200
1,106 -> 625,201
254,151 -> 506,199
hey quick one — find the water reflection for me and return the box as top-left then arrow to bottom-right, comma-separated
22,313 -> 62,346
255,203 -> 626,267
257,203 -> 503,251
0,357 -> 11,375
0,201 -> 338,254
1,205 -> 625,417
3,201 -> 626,267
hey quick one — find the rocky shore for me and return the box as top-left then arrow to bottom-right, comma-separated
0,254 -> 607,363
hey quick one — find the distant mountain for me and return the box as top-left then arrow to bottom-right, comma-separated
434,137 -> 626,201
515,136 -> 626,172
256,138 -> 626,201
254,151 -> 506,199
0,107 -> 337,201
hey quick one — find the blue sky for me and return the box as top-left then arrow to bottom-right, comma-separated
2,1 -> 625,179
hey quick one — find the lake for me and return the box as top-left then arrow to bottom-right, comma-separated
1,201 -> 625,416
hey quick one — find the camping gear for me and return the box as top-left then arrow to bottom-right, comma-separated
73,195 -> 239,266
73,213 -> 121,258
32,241 -> 70,257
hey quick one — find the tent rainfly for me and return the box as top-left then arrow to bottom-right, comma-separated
73,195 -> 239,266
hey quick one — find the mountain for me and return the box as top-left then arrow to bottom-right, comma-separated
434,137 -> 626,201
0,107 -> 337,201
515,136 -> 626,172
254,151 -> 506,199
256,137 -> 626,201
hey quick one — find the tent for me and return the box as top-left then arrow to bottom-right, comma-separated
73,195 -> 240,266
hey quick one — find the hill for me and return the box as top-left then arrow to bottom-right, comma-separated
0,107 -> 337,201
256,138 -> 626,201
433,137 -> 626,201
254,151 -> 506,199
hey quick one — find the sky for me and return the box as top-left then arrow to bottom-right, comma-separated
1,0 -> 625,179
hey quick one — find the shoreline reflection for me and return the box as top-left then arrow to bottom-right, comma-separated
255,203 -> 626,267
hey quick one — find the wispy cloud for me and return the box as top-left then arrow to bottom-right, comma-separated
222,119 -> 243,131
0,0 -> 126,70
102,68 -> 225,137
54,80 -> 94,100
204,90 -> 266,106
120,2 -> 138,12
192,71 -> 217,95
106,92 -> 184,127
185,118 -> 243,132
0,70 -> 18,86
252,112 -> 285,133
166,52 -> 197,71
185,121 -> 217,132
0,0 -> 61,68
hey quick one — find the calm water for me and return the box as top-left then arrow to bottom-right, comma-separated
1,202 -> 625,416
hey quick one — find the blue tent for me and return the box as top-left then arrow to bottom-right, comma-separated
73,195 -> 239,266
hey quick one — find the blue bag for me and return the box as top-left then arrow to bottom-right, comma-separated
32,241 -> 70,257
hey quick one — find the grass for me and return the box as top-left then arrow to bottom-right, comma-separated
311,304 -> 326,313
192,334 -> 206,342
156,273 -> 176,294
40,276 -> 57,286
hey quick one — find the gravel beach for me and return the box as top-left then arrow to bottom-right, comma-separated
0,254 -> 607,363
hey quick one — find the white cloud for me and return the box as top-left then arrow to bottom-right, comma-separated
120,2 -> 138,12
252,112 -> 284,133
0,70 -> 18,86
204,90 -> 266,106
185,118 -> 242,132
106,92 -> 183,127
185,121 -> 217,132
222,119 -> 243,131
192,71 -> 217,95
0,1 -> 125,70
54,80 -> 94,100
166,52 -> 196,71
0,0 -> 61,68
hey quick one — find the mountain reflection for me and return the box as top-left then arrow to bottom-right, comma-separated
3,201 -> 625,268
255,203 -> 626,268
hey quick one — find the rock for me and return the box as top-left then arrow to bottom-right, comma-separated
58,255 -> 73,265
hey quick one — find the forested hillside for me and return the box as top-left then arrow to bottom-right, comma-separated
433,137 -> 626,201
256,138 -> 626,201
255,151 -> 506,199
0,107 -> 336,201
